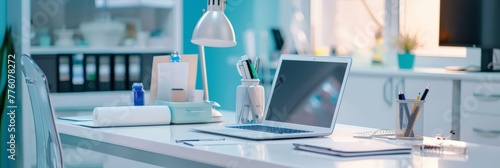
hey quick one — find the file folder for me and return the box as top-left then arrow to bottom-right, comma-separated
113,54 -> 127,90
72,54 -> 85,92
128,54 -> 141,89
98,55 -> 112,91
84,55 -> 98,91
57,55 -> 72,92
141,54 -> 156,90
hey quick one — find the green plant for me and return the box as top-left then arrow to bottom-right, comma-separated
396,33 -> 420,54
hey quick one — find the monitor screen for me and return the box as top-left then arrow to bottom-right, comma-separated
440,0 -> 500,48
265,60 -> 347,128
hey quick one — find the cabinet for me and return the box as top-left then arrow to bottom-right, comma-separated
338,75 -> 394,129
460,81 -> 500,146
30,0 -> 182,55
338,73 -> 452,136
28,0 -> 182,93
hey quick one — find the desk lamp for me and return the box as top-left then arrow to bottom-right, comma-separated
192,0 -> 236,114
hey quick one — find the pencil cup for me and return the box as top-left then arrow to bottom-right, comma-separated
395,99 -> 425,140
235,79 -> 265,124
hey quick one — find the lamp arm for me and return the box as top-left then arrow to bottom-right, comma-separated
198,45 -> 210,101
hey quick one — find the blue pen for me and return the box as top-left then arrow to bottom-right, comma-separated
401,92 -> 411,121
398,91 -> 404,129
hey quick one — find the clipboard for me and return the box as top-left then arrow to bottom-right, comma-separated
149,54 -> 198,104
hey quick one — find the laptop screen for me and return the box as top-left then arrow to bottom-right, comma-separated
265,59 -> 348,128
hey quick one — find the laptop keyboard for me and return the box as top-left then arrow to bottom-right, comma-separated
227,125 -> 312,134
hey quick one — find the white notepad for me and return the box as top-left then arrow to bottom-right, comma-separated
293,141 -> 411,157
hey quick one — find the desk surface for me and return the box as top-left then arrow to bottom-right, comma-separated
57,111 -> 500,168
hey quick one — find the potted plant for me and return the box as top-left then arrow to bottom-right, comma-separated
395,33 -> 419,69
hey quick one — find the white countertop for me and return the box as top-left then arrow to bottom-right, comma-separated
351,66 -> 500,82
56,111 -> 500,168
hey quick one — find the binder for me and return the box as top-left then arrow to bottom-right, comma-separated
57,55 -> 72,92
127,54 -> 141,89
113,54 -> 127,90
84,55 -> 98,91
98,55 -> 112,91
140,54 -> 156,90
72,54 -> 85,92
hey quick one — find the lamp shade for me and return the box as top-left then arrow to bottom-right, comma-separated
191,0 -> 236,47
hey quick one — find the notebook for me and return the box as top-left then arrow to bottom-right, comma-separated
193,55 -> 352,140
293,142 -> 412,157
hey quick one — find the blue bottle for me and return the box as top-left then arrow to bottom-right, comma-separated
131,83 -> 145,106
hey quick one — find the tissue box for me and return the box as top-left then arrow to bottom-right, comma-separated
155,101 -> 212,124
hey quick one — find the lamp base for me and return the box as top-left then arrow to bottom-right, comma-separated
211,108 -> 223,122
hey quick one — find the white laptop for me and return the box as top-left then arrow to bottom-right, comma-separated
193,55 -> 352,140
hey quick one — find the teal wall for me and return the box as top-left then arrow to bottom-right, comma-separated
0,0 -> 5,42
183,0 -> 280,111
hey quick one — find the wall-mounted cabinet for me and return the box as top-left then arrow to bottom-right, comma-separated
30,0 -> 182,55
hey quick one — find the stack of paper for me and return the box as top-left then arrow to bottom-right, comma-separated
293,141 -> 411,157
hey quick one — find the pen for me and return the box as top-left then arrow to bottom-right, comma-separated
254,57 -> 261,73
175,138 -> 225,143
247,85 -> 262,122
406,85 -> 430,136
404,92 -> 421,137
239,60 -> 251,79
420,84 -> 430,100
245,59 -> 259,79
400,91 -> 411,127
398,91 -> 404,129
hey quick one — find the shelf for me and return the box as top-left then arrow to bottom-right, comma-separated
30,46 -> 174,55
94,0 -> 176,8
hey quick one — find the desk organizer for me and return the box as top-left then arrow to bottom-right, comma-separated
235,79 -> 265,124
155,101 -> 212,124
395,99 -> 425,140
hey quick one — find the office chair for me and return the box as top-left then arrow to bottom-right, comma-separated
20,54 -> 64,168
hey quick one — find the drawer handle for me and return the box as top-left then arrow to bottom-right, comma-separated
473,93 -> 500,99
187,110 -> 206,113
472,128 -> 500,137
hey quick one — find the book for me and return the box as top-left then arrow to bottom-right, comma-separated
113,54 -> 127,90
72,54 -> 85,92
57,54 -> 72,92
127,54 -> 142,89
293,141 -> 411,157
98,55 -> 112,91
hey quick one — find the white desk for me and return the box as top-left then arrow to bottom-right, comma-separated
57,111 -> 500,168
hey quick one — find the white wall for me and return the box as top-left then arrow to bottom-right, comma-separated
310,0 -> 477,68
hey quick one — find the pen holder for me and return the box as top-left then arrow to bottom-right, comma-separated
395,99 -> 425,140
236,79 -> 265,124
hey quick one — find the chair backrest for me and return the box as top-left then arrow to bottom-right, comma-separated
20,54 -> 63,168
